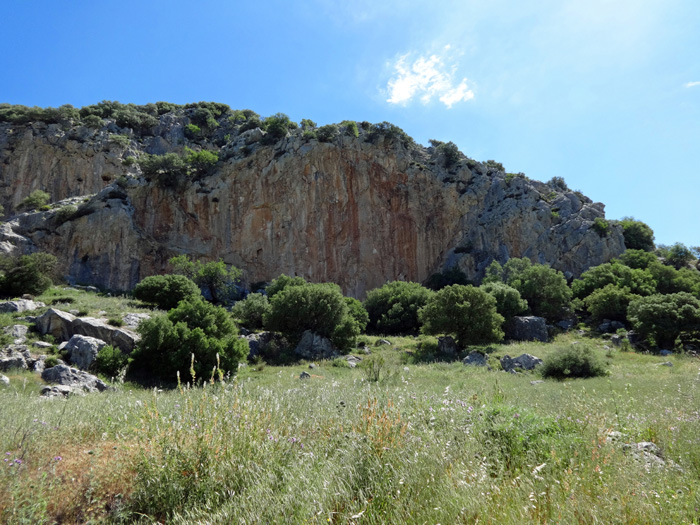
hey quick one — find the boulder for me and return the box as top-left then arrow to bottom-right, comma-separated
41,385 -> 73,398
299,371 -> 311,380
64,335 -> 107,370
659,349 -> 673,356
121,313 -> 151,329
242,331 -> 284,360
35,308 -> 76,341
437,336 -> 458,356
505,316 -> 548,342
41,364 -> 108,393
294,331 -> 339,360
598,320 -> 625,334
462,351 -> 488,367
611,334 -> 623,347
0,299 -> 45,313
33,341 -> 53,349
501,353 -> 543,373
71,317 -> 139,353
556,320 -> 574,331
0,346 -> 28,371
0,374 -> 9,386
345,355 -> 362,368
3,324 -> 28,344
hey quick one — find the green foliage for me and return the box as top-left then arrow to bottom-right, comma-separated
591,217 -> 611,237
619,217 -> 655,251
44,356 -> 59,368
133,274 -> 202,310
618,249 -> 657,270
508,262 -> 572,320
547,176 -> 569,191
54,205 -> 77,225
583,284 -> 634,322
109,134 -> 130,147
231,293 -> 271,330
364,281 -> 434,335
485,160 -> 505,172
572,261 -> 656,299
183,147 -> 218,175
662,243 -> 695,270
263,113 -> 297,142
138,153 -> 188,187
480,282 -> 528,320
0,252 -> 58,297
264,282 -> 359,351
628,292 -> 700,349
344,297 -> 369,332
19,190 -> 50,211
93,345 -> 128,377
184,123 -> 201,139
82,114 -> 104,128
133,298 -> 247,382
265,274 -> 307,299
300,118 -> 317,130
340,120 -> 359,138
317,124 -> 339,142
367,121 -> 415,148
437,141 -> 461,168
169,255 -> 241,305
419,285 -> 504,347
424,266 -> 471,291
540,344 -> 607,380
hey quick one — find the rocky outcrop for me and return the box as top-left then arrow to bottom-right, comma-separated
505,316 -> 548,342
294,331 -> 339,360
41,364 -> 108,394
1,113 -> 626,296
0,299 -> 45,313
500,353 -> 543,373
63,334 -> 107,370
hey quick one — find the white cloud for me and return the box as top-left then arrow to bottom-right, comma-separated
386,51 -> 474,108
684,81 -> 700,88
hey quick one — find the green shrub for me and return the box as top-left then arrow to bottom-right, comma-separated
184,147 -> 218,175
340,120 -> 359,138
185,123 -> 201,139
628,292 -> 700,349
231,293 -> 271,330
571,261 -> 655,299
367,121 -> 415,148
107,318 -> 124,327
263,113 -> 297,142
437,141 -> 460,168
265,274 -> 307,299
508,262 -> 572,321
547,176 -> 569,191
133,298 -> 247,382
424,266 -> 470,291
619,217 -> 655,251
133,274 -> 202,310
19,190 -> 50,211
663,243 -> 695,270
44,356 -> 59,368
419,285 -> 504,347
485,160 -> 504,172
300,118 -> 317,130
480,282 -> 528,320
109,134 -> 130,147
540,345 -> 607,380
138,153 -> 188,188
344,297 -> 369,332
0,252 -> 57,297
591,217 -> 611,237
54,205 -> 77,225
317,124 -> 339,143
92,345 -> 128,377
363,281 -> 434,335
169,255 -> 241,305
264,282 -> 359,351
583,284 -> 634,323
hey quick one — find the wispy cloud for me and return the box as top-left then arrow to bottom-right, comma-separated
386,49 -> 474,108
684,81 -> 700,88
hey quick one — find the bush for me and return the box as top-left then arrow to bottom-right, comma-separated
54,205 -> 77,225
0,252 -> 58,297
93,345 -> 128,377
583,284 -> 634,323
485,160 -> 505,172
317,124 -> 339,143
437,141 -> 461,168
19,190 -> 50,211
419,285 -> 504,347
263,113 -> 297,142
185,123 -> 201,139
231,293 -> 271,330
571,261 -> 655,299
547,176 -> 569,191
138,153 -> 188,188
344,297 -> 369,332
132,274 -> 202,310
591,217 -> 611,237
169,255 -> 241,304
184,147 -> 218,176
628,292 -> 700,349
424,266 -> 470,291
508,263 -> 572,320
300,118 -> 317,130
619,217 -> 655,251
340,120 -> 359,138
133,298 -> 247,382
44,356 -> 59,368
540,345 -> 607,380
265,274 -> 307,299
663,243 -> 695,270
264,282 -> 359,351
364,281 -> 434,335
480,282 -> 528,320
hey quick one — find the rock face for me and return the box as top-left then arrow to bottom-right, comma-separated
41,364 -> 108,393
63,334 -> 107,370
294,331 -> 339,360
1,115 -> 626,296
0,299 -> 45,313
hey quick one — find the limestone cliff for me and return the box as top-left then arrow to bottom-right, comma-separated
0,105 -> 625,297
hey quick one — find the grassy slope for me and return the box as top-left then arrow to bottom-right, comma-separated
1,292 -> 699,523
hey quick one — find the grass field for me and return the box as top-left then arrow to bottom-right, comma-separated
1,294 -> 700,523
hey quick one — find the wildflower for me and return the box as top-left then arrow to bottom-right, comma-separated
53,456 -> 62,462
14,459 -> 22,464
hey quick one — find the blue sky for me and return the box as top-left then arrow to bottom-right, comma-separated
3,0 -> 699,248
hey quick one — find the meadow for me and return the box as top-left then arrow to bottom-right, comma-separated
1,323 -> 699,523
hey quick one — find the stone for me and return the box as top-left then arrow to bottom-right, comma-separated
294,331 -> 339,360
505,316 -> 548,342
121,313 -> 151,329
611,335 -> 622,347
242,331 -> 286,360
308,363 -> 316,369
34,308 -> 76,341
437,336 -> 458,356
376,339 -> 391,346
41,384 -> 74,398
659,349 -> 673,356
299,371 -> 311,380
500,353 -> 543,373
0,346 -> 28,371
4,324 -> 28,344
33,341 -> 53,349
462,351 -> 488,367
41,364 -> 108,393
658,362 -> 673,367
0,299 -> 45,313
530,380 -> 544,385
71,317 -> 139,353
63,335 -> 107,370
0,374 -> 9,386
556,320 -> 574,330
345,355 -> 362,368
